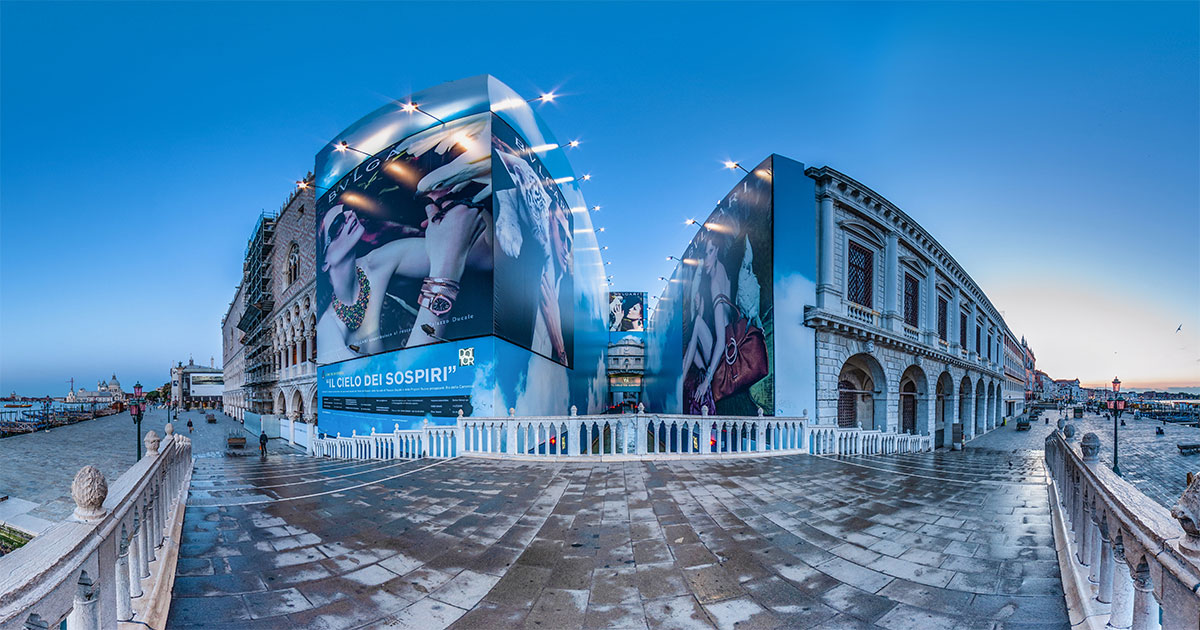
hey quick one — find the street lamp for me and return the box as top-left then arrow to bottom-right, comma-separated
1111,377 -> 1123,476
131,381 -> 144,459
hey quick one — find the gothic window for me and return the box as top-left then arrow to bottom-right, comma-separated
937,297 -> 948,341
286,242 -> 300,287
903,274 -> 919,328
847,242 -> 873,308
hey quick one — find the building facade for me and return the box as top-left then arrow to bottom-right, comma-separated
607,334 -> 644,411
170,359 -> 222,409
268,183 -> 317,424
65,375 -> 125,404
221,282 -> 247,420
804,167 -> 1019,448
223,182 -> 316,425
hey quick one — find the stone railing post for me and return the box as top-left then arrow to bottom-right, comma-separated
127,514 -> 143,597
1088,497 -> 1102,585
66,571 -> 98,630
141,495 -> 156,566
1078,487 -> 1092,566
1097,514 -> 1114,603
1107,534 -> 1133,629
507,419 -> 517,456
635,414 -> 647,456
1130,562 -> 1156,630
115,525 -> 133,620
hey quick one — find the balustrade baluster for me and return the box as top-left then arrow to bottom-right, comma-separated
66,571 -> 98,630
1129,562 -> 1158,630
137,501 -> 151,578
1097,515 -> 1113,603
1107,535 -> 1133,629
115,526 -> 133,620
128,515 -> 144,597
1088,498 -> 1101,584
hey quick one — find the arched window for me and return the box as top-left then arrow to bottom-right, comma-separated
286,242 -> 300,286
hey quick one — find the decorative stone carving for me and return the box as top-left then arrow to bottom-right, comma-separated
144,430 -> 160,456
164,423 -> 174,440
71,465 -> 108,521
701,405 -> 710,417
570,405 -> 578,417
1081,433 -> 1100,463
756,407 -> 764,417
637,402 -> 645,414
1063,424 -> 1076,440
1170,473 -> 1200,555
1057,418 -> 1064,431
864,340 -> 875,354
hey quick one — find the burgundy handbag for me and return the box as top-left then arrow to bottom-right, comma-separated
712,295 -> 769,401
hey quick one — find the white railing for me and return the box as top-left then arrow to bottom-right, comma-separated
0,428 -> 194,630
277,417 -> 311,449
308,408 -> 933,463
807,425 -> 932,455
1045,429 -> 1200,630
846,302 -> 879,326
310,421 -> 457,460
903,325 -> 921,341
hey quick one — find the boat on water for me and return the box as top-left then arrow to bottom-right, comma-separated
3,404 -> 32,408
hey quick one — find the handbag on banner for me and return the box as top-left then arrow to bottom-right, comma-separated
711,294 -> 769,401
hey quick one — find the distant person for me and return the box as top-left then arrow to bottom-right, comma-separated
259,430 -> 269,456
187,418 -> 194,433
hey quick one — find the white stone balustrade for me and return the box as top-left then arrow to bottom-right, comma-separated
1045,428 -> 1200,630
0,429 -> 194,630
310,407 -> 933,463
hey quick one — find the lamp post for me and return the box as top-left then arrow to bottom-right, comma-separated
131,381 -> 144,459
1111,377 -> 1122,476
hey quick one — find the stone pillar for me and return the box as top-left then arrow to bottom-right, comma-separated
951,290 -> 962,350
1078,488 -> 1091,566
139,498 -> 154,571
883,231 -> 899,330
1107,536 -> 1133,629
128,515 -> 144,597
115,526 -> 133,620
970,302 -> 979,356
925,263 -> 939,343
1088,499 -> 1102,584
1130,563 -> 1156,630
942,386 -> 956,450
635,415 -> 647,455
1097,517 -> 1114,604
817,192 -> 837,309
66,571 -> 99,630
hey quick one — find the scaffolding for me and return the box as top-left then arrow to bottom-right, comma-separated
237,211 -> 277,412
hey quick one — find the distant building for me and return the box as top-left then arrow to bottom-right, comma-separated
222,282 -> 248,420
65,375 -> 125,404
170,359 -> 223,409
607,334 -> 644,411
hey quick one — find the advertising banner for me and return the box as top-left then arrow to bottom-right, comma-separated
491,118 -> 574,367
316,113 -> 495,366
318,338 -> 493,436
608,292 -> 645,332
189,373 -> 224,398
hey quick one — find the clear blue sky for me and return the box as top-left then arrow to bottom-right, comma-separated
2,1 -> 1197,396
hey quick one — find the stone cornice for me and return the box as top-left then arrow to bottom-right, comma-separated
804,306 -> 1005,381
806,166 -> 1011,336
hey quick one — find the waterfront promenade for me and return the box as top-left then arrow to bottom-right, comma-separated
0,408 -> 295,529
166,421 -> 1068,630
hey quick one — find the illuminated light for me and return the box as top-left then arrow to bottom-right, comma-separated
591,205 -> 601,212
334,141 -> 349,153
601,246 -> 608,250
581,174 -> 592,181
658,276 -> 667,281
724,161 -> 739,170
540,92 -> 556,102
566,140 -> 580,148
295,180 -> 309,189
704,221 -> 735,234
711,437 -> 717,446
401,102 -> 419,113
550,435 -> 556,444
529,143 -> 559,153
553,176 -> 575,184
605,261 -> 611,265
684,219 -> 697,225
597,227 -> 605,232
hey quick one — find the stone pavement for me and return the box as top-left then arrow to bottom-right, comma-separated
1061,410 -> 1200,510
166,426 -> 1068,630
0,408 -> 291,525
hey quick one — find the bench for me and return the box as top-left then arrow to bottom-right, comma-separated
1178,443 -> 1200,455
206,414 -> 216,424
227,432 -> 247,448
1016,420 -> 1031,431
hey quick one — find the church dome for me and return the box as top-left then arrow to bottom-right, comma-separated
108,374 -> 120,388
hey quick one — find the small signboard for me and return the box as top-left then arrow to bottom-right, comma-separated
952,422 -> 963,446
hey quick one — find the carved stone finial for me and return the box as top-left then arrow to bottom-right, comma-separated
352,429 -> 357,437
756,407 -> 764,417
164,423 -> 174,439
143,430 -> 160,456
457,409 -> 464,418
1063,424 -> 1076,440
637,403 -> 645,414
1057,418 -> 1065,431
71,465 -> 107,521
1170,473 -> 1200,555
701,405 -> 709,417
1081,433 -> 1100,463
570,405 -> 578,417
371,427 -> 376,435
508,407 -> 515,417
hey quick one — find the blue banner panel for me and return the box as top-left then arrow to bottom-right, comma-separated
317,338 -> 495,437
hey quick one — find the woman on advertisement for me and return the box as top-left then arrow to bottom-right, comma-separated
682,229 -> 732,415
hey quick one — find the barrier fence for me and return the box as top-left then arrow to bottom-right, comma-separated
0,427 -> 193,630
1045,428 -> 1200,630
310,408 -> 933,462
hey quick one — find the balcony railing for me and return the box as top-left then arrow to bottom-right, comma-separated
310,409 -> 934,462
902,325 -> 921,341
1044,430 -> 1200,629
845,302 -> 879,326
0,430 -> 193,630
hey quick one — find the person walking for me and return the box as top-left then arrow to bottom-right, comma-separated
187,418 -> 194,433
259,430 -> 269,456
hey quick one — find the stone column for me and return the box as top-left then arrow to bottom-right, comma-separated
140,497 -> 154,570
951,290 -> 962,350
1097,516 -> 1114,603
1130,563 -> 1156,630
1107,535 -> 1133,629
817,192 -> 836,309
1078,488 -> 1091,566
970,302 -> 979,356
1088,499 -> 1102,584
115,526 -> 133,620
128,515 -> 144,597
925,263 -> 939,344
883,231 -> 899,330
66,571 -> 98,630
